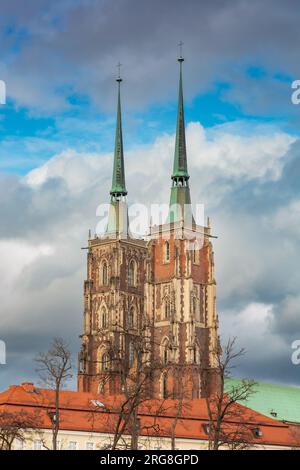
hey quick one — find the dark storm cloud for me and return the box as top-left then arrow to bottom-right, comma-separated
0,0 -> 300,114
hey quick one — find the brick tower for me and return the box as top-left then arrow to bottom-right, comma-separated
145,54 -> 219,399
77,74 -> 148,394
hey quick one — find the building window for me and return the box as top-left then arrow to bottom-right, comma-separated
128,260 -> 136,287
193,346 -> 198,363
33,439 -> 42,450
161,338 -> 170,365
101,307 -> 108,329
101,261 -> 108,286
252,427 -> 263,438
15,439 -> 23,450
202,423 -> 210,435
164,241 -> 170,263
198,286 -> 205,323
164,299 -> 170,319
163,345 -> 169,365
101,352 -> 110,371
192,297 -> 201,322
86,442 -> 94,450
128,306 -> 135,329
129,341 -> 135,367
69,441 -> 77,450
162,373 -> 168,399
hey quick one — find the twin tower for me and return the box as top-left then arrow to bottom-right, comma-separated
77,56 -> 220,399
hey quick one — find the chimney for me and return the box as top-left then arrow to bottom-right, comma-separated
21,382 -> 35,392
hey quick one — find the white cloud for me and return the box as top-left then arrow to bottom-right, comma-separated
271,199 -> 300,239
25,121 -> 296,201
221,302 -> 273,349
187,122 -> 296,181
0,240 -> 54,290
26,149 -> 111,193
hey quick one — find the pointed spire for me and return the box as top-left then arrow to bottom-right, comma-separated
172,44 -> 189,179
167,45 -> 194,225
110,65 -> 127,197
106,65 -> 130,239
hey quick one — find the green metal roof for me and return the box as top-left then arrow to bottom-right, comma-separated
167,185 -> 194,224
225,377 -> 300,423
105,198 -> 129,238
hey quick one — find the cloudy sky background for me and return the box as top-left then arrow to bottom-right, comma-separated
0,0 -> 300,389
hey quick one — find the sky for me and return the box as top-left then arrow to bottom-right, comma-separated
0,0 -> 300,390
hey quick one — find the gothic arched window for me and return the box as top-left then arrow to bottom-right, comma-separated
164,241 -> 170,263
163,345 -> 169,365
164,299 -> 170,319
128,306 -> 135,329
161,338 -> 170,365
192,296 -> 201,322
101,352 -> 110,371
128,260 -> 136,287
193,346 -> 197,364
101,307 -> 108,329
101,261 -> 108,286
129,341 -> 135,367
162,373 -> 168,399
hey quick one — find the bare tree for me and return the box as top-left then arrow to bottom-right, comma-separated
0,410 -> 41,450
92,319 -> 168,450
168,371 -> 192,450
110,324 -> 161,450
35,337 -> 72,450
205,337 -> 257,450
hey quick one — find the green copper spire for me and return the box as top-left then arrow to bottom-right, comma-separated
172,54 -> 189,179
110,72 -> 127,197
106,68 -> 130,238
167,47 -> 194,225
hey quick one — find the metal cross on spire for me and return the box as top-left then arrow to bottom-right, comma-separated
178,41 -> 184,62
116,62 -> 122,82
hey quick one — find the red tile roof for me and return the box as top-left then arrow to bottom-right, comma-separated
0,382 -> 298,448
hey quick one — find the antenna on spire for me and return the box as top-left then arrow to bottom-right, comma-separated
116,62 -> 122,83
178,41 -> 184,63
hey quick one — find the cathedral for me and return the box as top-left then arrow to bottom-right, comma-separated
77,54 -> 219,400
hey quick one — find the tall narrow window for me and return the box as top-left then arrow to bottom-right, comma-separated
193,346 -> 197,363
128,260 -> 136,287
163,345 -> 169,365
164,241 -> 170,263
128,306 -> 135,329
164,299 -> 170,319
129,341 -> 135,367
101,262 -> 108,286
161,338 -> 170,365
101,307 -> 108,329
162,373 -> 168,399
101,352 -> 110,371
193,297 -> 199,320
